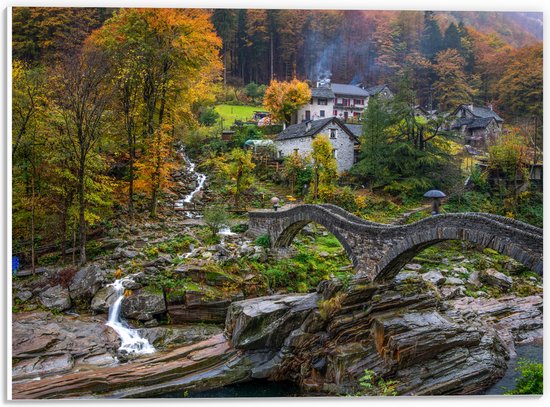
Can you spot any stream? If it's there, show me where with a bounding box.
[483,343,543,395]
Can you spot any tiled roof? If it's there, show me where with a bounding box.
[330,83,370,97]
[470,106,503,122]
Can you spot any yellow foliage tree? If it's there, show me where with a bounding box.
[263,78,311,126]
[310,135,337,201]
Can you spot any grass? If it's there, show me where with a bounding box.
[215,104,263,126]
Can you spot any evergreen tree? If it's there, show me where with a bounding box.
[420,11,443,62]
[443,22,461,51]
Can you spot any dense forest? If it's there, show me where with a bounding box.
[11,7,543,270]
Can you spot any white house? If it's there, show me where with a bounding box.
[295,82,392,123]
[274,117,359,173]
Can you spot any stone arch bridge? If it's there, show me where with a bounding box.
[248,204,543,282]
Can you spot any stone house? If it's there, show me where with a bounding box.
[451,104,504,149]
[274,117,359,173]
[295,82,392,123]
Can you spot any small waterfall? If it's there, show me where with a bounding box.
[218,226,236,236]
[106,278,155,355]
[175,151,207,215]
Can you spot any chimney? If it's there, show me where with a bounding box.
[468,104,474,112]
[487,103,493,111]
[305,120,312,132]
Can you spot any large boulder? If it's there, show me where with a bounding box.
[90,285,118,313]
[121,290,166,321]
[69,264,107,304]
[225,293,318,350]
[38,285,71,312]
[421,270,446,286]
[167,290,243,323]
[480,268,513,291]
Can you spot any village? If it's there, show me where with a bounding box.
[9,7,543,400]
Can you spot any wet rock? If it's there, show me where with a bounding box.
[394,271,420,284]
[421,270,446,286]
[16,290,33,302]
[12,354,74,381]
[467,270,482,288]
[138,324,223,348]
[404,263,422,271]
[38,285,71,312]
[167,290,243,323]
[12,311,119,361]
[69,264,106,304]
[444,277,464,286]
[480,268,512,291]
[225,293,318,350]
[90,286,118,313]
[122,290,166,321]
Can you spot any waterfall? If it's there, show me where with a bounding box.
[106,278,155,355]
[174,151,207,215]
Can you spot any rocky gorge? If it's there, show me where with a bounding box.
[11,155,543,399]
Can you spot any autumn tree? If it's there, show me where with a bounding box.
[488,129,530,212]
[497,43,542,120]
[433,48,477,111]
[219,149,256,208]
[135,124,176,217]
[282,151,308,194]
[50,47,110,265]
[310,135,338,201]
[263,79,311,126]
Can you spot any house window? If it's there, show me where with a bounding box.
[278,150,284,158]
[309,98,313,104]
[294,148,299,154]
[332,149,338,158]
[318,98,328,105]
[354,99,364,105]
[320,110,325,117]
[330,129,337,139]
[333,110,338,116]
[342,98,350,107]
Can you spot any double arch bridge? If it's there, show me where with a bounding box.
[248,204,543,282]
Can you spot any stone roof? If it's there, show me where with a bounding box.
[311,87,335,99]
[468,117,495,129]
[330,83,370,97]
[455,104,504,122]
[275,117,358,142]
[364,84,389,96]
[346,124,363,138]
[452,116,496,130]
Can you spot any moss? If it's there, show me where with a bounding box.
[318,293,344,320]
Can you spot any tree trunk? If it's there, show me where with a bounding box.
[30,162,36,275]
[78,155,87,266]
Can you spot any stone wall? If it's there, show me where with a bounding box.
[275,124,356,173]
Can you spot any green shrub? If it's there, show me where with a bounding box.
[505,360,543,395]
[255,234,271,249]
[357,369,398,396]
[230,223,249,234]
[203,206,230,237]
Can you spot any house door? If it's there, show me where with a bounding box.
[305,110,311,121]
[344,111,348,120]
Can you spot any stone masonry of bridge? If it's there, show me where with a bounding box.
[248,204,543,282]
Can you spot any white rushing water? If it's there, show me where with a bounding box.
[106,278,155,355]
[174,152,207,214]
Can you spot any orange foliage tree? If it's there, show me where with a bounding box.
[263,78,311,126]
[135,124,176,218]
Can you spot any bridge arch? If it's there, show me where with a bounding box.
[373,226,543,282]
[273,215,359,268]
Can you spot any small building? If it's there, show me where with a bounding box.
[451,104,504,149]
[274,117,359,173]
[221,130,236,141]
[295,82,393,123]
